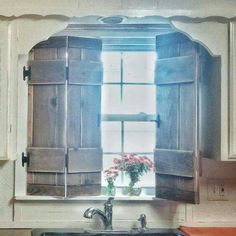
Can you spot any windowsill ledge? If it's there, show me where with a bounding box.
[15,194,157,201]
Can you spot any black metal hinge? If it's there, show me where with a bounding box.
[22,152,30,167]
[157,114,161,128]
[23,66,31,81]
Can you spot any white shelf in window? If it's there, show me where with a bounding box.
[15,195,156,201]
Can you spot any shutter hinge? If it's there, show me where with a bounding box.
[22,152,30,167]
[157,114,161,128]
[23,66,31,81]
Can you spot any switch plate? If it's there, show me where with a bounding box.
[207,179,228,201]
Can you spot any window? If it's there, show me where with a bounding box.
[101,51,156,190]
[20,31,206,203]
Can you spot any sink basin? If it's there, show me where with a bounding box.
[32,228,186,236]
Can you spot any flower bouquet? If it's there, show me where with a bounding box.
[113,154,154,196]
[104,167,119,196]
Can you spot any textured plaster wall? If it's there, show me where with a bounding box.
[0,0,236,230]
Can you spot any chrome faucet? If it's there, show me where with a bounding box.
[83,197,114,230]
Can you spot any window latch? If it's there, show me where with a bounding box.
[23,66,31,81]
[22,152,30,167]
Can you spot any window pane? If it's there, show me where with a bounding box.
[102,122,121,152]
[122,86,156,114]
[124,122,155,153]
[102,52,121,83]
[123,52,156,83]
[102,85,121,114]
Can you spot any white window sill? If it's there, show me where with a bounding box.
[14,195,157,201]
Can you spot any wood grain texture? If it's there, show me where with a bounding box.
[67,184,101,197]
[155,173,197,204]
[33,48,57,60]
[67,172,101,185]
[29,60,66,84]
[154,149,194,177]
[156,85,178,149]
[31,85,65,147]
[68,36,102,50]
[81,86,101,148]
[68,60,102,84]
[27,184,65,197]
[27,147,65,172]
[67,85,82,148]
[179,83,195,150]
[68,148,102,173]
[33,36,67,49]
[155,55,195,85]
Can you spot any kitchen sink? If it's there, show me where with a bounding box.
[32,228,186,236]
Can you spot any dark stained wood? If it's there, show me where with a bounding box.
[31,85,65,147]
[179,83,195,150]
[199,45,221,160]
[66,172,101,185]
[81,49,101,61]
[29,60,66,84]
[27,184,65,197]
[27,148,65,172]
[155,174,198,204]
[33,36,67,49]
[67,85,82,148]
[154,149,194,177]
[81,86,101,148]
[68,148,102,173]
[155,55,195,85]
[33,48,57,60]
[67,184,101,197]
[156,85,178,149]
[68,60,103,84]
[155,32,199,204]
[68,47,81,60]
[27,86,34,147]
[68,36,102,50]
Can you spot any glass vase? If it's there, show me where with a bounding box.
[106,181,116,196]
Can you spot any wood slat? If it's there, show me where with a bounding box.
[68,36,102,50]
[154,149,194,177]
[81,86,101,147]
[155,55,195,85]
[31,85,65,147]
[155,174,198,204]
[67,172,101,185]
[179,83,195,150]
[81,49,101,61]
[33,48,58,60]
[34,36,67,49]
[68,148,102,173]
[69,60,103,84]
[67,185,101,197]
[156,85,178,149]
[29,60,66,84]
[27,184,65,197]
[27,148,65,172]
[67,85,82,148]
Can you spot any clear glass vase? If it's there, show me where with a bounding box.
[106,181,116,196]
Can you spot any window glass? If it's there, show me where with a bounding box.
[123,52,156,83]
[124,122,155,153]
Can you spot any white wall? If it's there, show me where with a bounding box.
[0,0,236,229]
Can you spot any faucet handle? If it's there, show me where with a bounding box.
[138,214,147,229]
[105,197,114,205]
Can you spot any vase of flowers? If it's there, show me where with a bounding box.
[113,154,154,196]
[104,167,119,196]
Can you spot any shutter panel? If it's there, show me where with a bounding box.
[27,37,67,196]
[155,32,200,203]
[67,36,103,197]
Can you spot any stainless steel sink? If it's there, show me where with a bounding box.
[32,228,186,236]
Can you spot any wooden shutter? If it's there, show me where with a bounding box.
[154,32,200,203]
[27,37,67,196]
[67,37,103,197]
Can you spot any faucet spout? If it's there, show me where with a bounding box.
[83,207,111,230]
[83,198,114,230]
